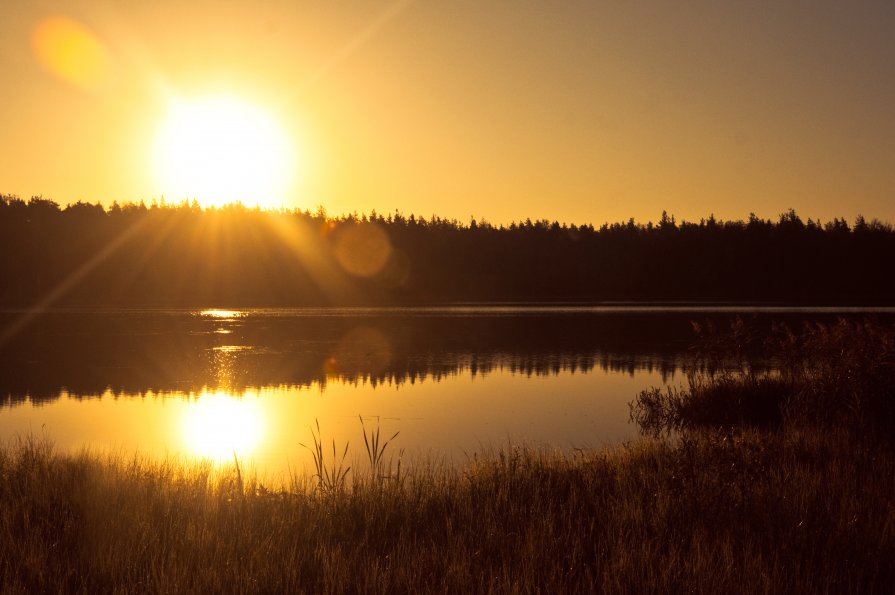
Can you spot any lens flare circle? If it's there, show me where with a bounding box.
[32,16,111,90]
[334,223,393,277]
[153,96,296,208]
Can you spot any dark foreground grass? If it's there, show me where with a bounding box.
[2,319,893,593]
[0,429,892,594]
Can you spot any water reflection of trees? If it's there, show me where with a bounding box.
[0,311,698,406]
[0,349,685,406]
[2,311,883,407]
[314,351,685,389]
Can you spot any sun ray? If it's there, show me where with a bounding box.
[0,215,148,349]
[288,0,415,98]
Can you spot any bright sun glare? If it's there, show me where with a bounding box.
[153,96,296,208]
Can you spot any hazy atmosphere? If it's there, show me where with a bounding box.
[2,2,894,592]
[2,0,894,224]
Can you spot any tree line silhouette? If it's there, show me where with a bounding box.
[2,194,893,306]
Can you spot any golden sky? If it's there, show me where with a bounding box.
[1,1,893,224]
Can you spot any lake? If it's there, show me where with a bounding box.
[1,306,891,482]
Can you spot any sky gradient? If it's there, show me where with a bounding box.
[1,1,893,224]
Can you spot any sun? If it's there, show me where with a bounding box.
[153,95,297,208]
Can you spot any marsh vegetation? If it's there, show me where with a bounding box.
[1,320,892,593]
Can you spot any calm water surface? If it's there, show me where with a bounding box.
[1,306,891,481]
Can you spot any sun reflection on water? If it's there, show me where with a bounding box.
[181,391,265,462]
[200,309,244,320]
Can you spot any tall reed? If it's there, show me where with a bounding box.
[359,415,401,483]
[298,419,350,493]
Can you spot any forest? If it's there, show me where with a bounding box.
[2,194,893,306]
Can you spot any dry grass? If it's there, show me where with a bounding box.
[633,319,895,437]
[0,427,892,594]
